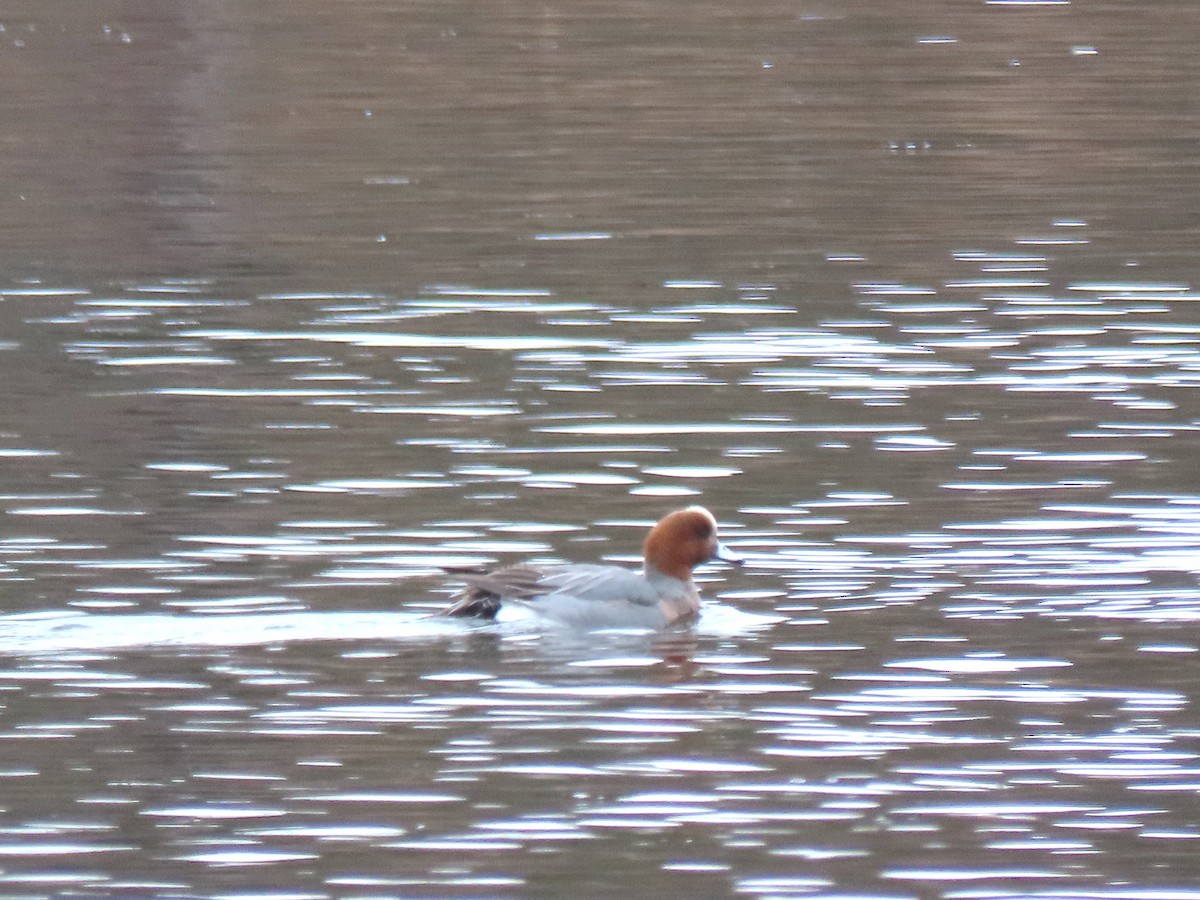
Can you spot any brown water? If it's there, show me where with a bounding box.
[2,2,1200,898]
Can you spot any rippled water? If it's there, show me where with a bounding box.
[3,1,1200,897]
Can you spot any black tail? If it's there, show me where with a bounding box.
[440,588,502,619]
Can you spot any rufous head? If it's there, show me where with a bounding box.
[642,505,741,581]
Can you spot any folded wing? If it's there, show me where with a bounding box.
[441,563,660,620]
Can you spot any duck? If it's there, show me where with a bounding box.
[440,505,740,629]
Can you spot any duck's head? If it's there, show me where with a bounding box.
[642,505,741,581]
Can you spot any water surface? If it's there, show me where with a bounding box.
[2,1,1200,897]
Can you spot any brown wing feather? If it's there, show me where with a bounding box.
[440,564,551,619]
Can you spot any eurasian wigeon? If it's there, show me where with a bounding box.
[441,505,740,628]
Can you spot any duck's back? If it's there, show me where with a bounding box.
[444,562,695,628]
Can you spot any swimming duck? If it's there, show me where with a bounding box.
[441,505,740,628]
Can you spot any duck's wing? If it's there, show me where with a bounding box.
[532,565,660,607]
[440,564,556,619]
[440,563,659,620]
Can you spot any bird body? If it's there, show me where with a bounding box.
[441,506,738,628]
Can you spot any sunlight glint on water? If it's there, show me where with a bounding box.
[3,1,1200,895]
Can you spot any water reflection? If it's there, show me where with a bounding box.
[4,599,1195,896]
[4,0,1200,895]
